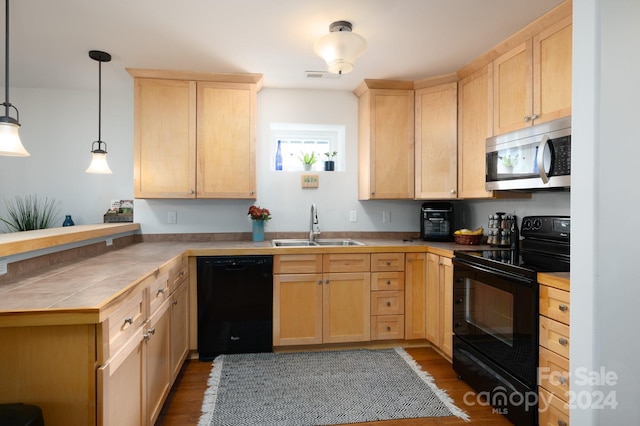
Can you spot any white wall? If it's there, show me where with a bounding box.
[572,0,640,423]
[0,86,134,227]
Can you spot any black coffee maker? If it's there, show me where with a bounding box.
[420,202,454,241]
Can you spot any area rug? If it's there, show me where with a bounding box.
[198,347,469,426]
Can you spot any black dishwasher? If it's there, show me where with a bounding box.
[197,256,273,361]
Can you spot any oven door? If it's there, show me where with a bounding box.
[453,258,538,387]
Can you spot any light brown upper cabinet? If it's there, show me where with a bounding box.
[355,80,415,200]
[493,16,572,135]
[414,79,458,199]
[457,65,495,199]
[128,69,262,199]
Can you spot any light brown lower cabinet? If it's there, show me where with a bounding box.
[425,253,453,358]
[273,254,371,346]
[404,253,427,339]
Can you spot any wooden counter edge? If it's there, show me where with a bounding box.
[537,272,570,291]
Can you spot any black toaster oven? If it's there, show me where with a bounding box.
[420,202,453,241]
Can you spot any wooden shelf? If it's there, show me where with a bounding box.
[0,223,141,257]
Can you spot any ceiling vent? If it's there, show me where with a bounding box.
[305,70,341,79]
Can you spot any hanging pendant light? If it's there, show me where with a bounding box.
[86,50,113,174]
[314,21,366,75]
[0,0,29,156]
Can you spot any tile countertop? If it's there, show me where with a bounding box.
[0,231,569,326]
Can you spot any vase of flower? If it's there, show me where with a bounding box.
[247,205,271,242]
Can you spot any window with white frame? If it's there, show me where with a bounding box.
[270,123,345,171]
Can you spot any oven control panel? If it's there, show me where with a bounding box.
[521,216,570,241]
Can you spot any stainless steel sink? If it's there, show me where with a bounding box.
[271,239,365,247]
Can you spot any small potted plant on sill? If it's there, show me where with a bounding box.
[324,151,337,171]
[299,152,318,171]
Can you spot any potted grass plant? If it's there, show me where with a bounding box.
[299,152,318,171]
[1,195,60,232]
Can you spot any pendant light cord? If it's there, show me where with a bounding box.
[4,0,10,117]
[97,58,101,142]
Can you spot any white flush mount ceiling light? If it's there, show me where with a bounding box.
[0,0,29,156]
[86,50,113,174]
[314,21,366,75]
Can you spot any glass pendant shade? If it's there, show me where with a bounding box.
[314,22,366,75]
[85,149,112,174]
[0,120,29,156]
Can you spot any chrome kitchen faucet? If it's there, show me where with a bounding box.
[309,204,321,243]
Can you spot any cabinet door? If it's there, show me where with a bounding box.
[323,272,371,343]
[440,256,453,358]
[533,17,572,125]
[98,330,145,426]
[358,88,415,200]
[493,40,533,135]
[405,253,427,339]
[415,82,458,199]
[458,64,495,199]
[145,301,171,426]
[273,274,323,346]
[133,78,196,198]
[425,253,441,345]
[170,279,189,382]
[196,82,257,199]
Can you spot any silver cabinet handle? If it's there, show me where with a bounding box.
[123,317,133,326]
[386,326,391,332]
[144,327,156,340]
[558,420,567,426]
[386,301,391,307]
[386,280,391,285]
[325,279,330,284]
[524,115,532,122]
[317,279,322,285]
[172,300,178,306]
[156,288,165,296]
[450,189,456,195]
[558,337,568,346]
[531,113,539,120]
[558,304,568,312]
[557,376,568,385]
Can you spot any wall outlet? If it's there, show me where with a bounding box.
[167,211,177,224]
[0,259,7,275]
[382,211,391,223]
[105,237,113,246]
[349,210,358,222]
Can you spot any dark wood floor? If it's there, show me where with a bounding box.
[156,346,513,425]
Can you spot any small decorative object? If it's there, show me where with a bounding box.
[247,205,271,242]
[62,215,75,227]
[324,151,337,171]
[299,152,317,171]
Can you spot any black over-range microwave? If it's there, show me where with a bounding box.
[486,116,571,191]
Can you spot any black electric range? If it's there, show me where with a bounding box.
[454,215,570,277]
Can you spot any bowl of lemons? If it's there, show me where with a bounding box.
[454,227,484,245]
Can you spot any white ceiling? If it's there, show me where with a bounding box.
[4,0,564,92]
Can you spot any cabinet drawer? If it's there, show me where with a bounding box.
[371,253,405,272]
[371,315,405,340]
[274,254,323,274]
[169,257,188,294]
[540,316,570,358]
[371,272,404,291]
[540,285,570,325]
[103,289,145,361]
[149,271,170,316]
[539,346,570,402]
[323,253,370,273]
[371,290,405,315]
[539,387,570,426]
